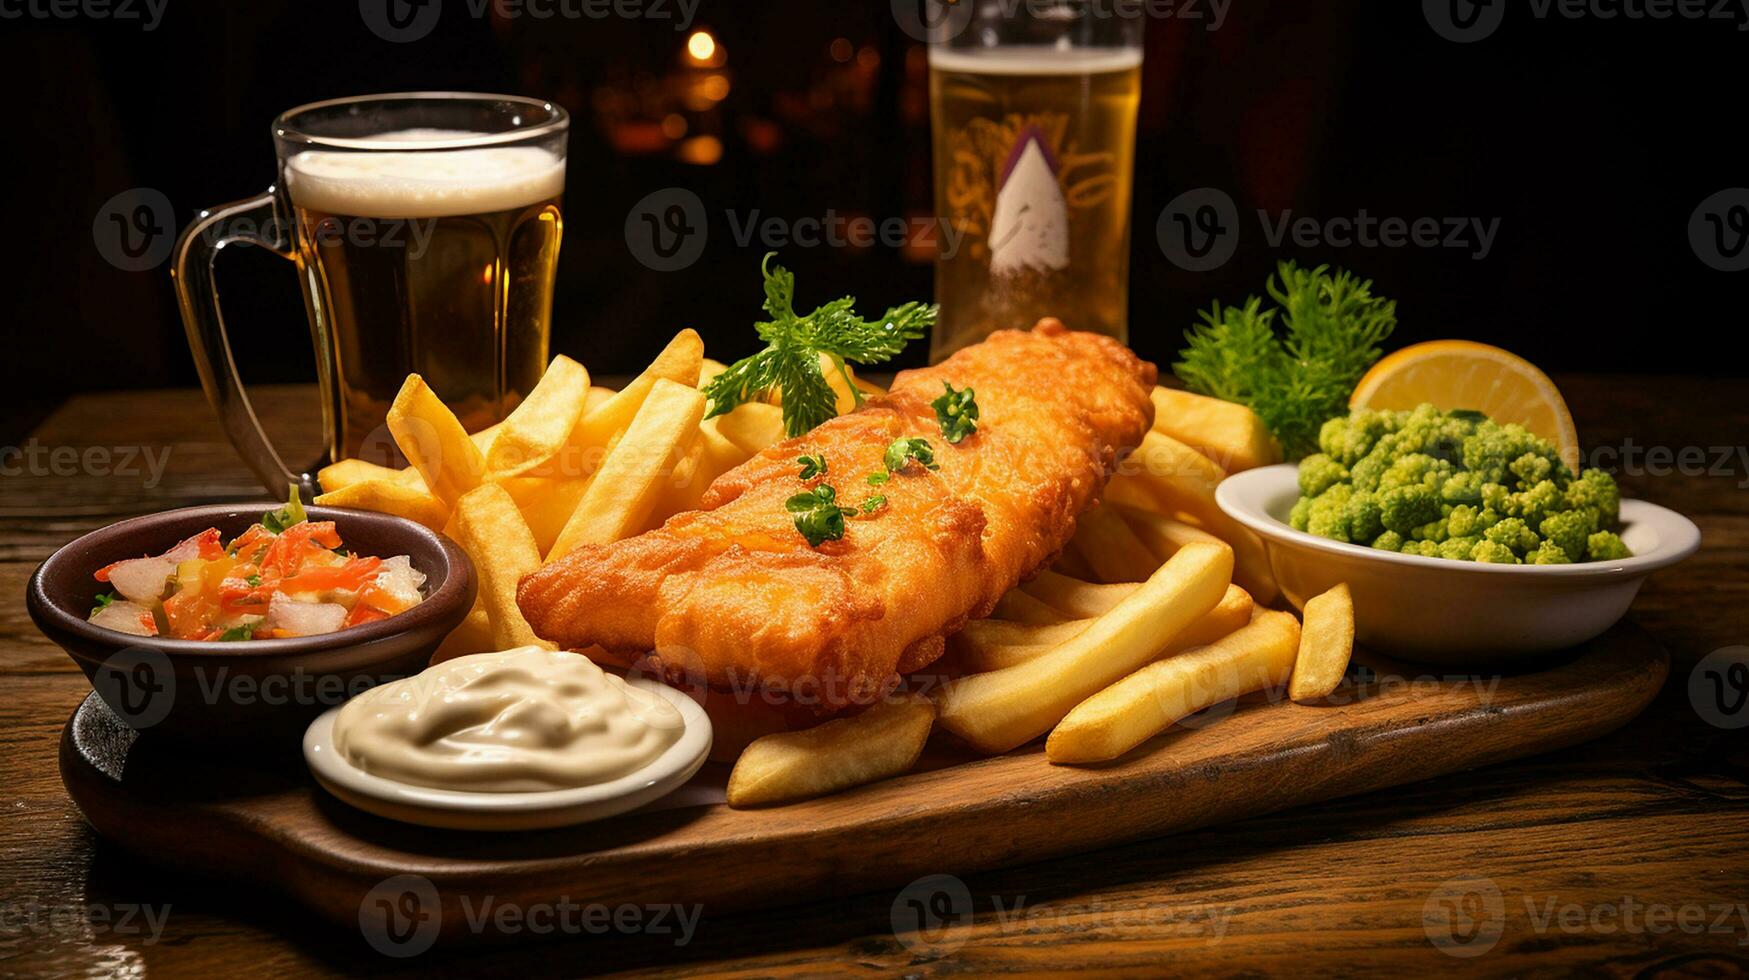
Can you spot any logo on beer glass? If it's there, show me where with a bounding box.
[359,874,442,956]
[1157,187,1239,273]
[93,188,175,272]
[625,188,709,272]
[1423,0,1505,43]
[891,0,974,43]
[1689,190,1749,272]
[891,873,973,954]
[359,0,443,43]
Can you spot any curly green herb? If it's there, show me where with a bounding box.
[796,453,828,481]
[931,383,979,444]
[785,484,851,547]
[884,437,939,474]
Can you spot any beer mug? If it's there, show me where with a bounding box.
[173,92,569,491]
[926,3,1143,360]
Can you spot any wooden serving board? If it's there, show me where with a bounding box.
[60,622,1668,947]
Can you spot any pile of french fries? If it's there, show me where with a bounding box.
[725,383,1358,807]
[314,330,882,661]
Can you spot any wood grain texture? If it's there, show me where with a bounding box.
[4,381,1749,977]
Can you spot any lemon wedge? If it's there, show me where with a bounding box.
[1350,340,1581,474]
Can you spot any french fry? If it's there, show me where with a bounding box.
[447,483,553,650]
[1110,480,1280,606]
[1051,544,1098,580]
[1070,505,1162,583]
[726,695,936,807]
[1125,428,1228,491]
[547,379,706,559]
[387,375,488,506]
[961,584,1253,674]
[714,401,787,454]
[314,479,448,532]
[699,357,731,388]
[1289,583,1355,702]
[1046,610,1301,764]
[485,354,592,478]
[431,601,493,664]
[991,589,1071,625]
[650,417,746,521]
[1113,503,1226,559]
[498,474,592,557]
[935,542,1234,755]
[1021,570,1138,618]
[469,422,502,457]
[950,617,1091,656]
[316,458,406,494]
[526,329,703,479]
[1149,386,1281,473]
[585,387,617,413]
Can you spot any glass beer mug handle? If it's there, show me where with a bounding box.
[171,190,309,496]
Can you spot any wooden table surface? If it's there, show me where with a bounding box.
[3,380,1746,978]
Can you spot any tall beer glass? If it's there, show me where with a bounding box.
[174,93,568,491]
[926,4,1142,360]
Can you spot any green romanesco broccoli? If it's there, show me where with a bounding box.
[1291,404,1628,564]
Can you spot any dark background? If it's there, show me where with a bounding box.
[1,0,1741,443]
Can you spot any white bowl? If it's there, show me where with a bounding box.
[303,677,712,831]
[1216,464,1700,663]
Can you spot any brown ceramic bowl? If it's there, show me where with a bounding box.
[27,504,474,743]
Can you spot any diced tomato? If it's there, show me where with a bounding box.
[258,521,341,577]
[162,589,214,640]
[281,556,382,595]
[182,528,226,561]
[352,582,415,617]
[342,604,390,629]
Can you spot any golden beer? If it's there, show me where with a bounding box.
[929,47,1142,360]
[284,137,564,462]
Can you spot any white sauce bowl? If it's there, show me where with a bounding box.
[1216,464,1700,662]
[303,677,711,831]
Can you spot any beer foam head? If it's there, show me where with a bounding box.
[928,45,1143,76]
[286,130,565,218]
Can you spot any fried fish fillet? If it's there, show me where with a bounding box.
[517,322,1156,708]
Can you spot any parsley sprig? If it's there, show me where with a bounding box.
[884,437,939,474]
[702,254,938,438]
[1173,261,1396,459]
[796,454,828,480]
[786,484,850,547]
[261,485,308,534]
[931,383,978,443]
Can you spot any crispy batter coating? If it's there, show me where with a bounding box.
[517,323,1156,708]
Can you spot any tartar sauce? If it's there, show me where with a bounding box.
[332,646,684,792]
